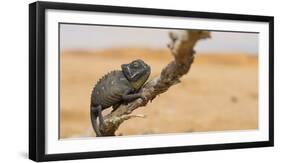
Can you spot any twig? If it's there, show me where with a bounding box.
[99,30,211,136]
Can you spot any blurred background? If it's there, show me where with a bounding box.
[59,24,258,138]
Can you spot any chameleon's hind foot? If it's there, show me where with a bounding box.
[97,109,106,129]
[99,119,106,129]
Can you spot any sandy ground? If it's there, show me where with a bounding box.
[60,48,258,138]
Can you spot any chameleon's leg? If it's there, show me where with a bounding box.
[122,90,147,103]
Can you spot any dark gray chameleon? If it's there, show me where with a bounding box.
[90,59,151,136]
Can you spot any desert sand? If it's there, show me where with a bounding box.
[60,48,258,138]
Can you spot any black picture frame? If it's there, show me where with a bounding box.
[29,1,274,162]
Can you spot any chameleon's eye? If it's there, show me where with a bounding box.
[133,61,139,67]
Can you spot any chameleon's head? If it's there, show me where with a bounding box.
[121,59,151,90]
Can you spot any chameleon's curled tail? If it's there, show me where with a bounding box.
[90,106,102,137]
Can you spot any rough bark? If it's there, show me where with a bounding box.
[98,30,211,136]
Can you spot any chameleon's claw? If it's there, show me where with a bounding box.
[140,94,148,106]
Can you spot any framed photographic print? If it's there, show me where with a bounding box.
[29,1,274,162]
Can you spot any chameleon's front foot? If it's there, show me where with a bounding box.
[139,94,149,106]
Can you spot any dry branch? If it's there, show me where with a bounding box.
[99,30,211,136]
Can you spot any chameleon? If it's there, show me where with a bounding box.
[90,59,151,136]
